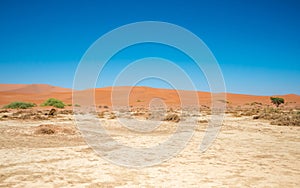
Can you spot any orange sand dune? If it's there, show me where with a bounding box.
[0,84,71,94]
[0,84,299,108]
[0,84,28,92]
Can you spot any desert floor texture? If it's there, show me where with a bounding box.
[0,84,299,187]
[0,109,299,187]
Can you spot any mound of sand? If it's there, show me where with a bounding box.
[0,84,299,109]
[0,84,71,94]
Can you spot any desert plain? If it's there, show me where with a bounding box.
[0,84,299,187]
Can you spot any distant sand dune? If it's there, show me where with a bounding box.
[0,84,71,94]
[0,84,299,108]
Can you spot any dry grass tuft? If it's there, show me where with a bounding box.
[164,113,180,123]
[98,111,105,118]
[198,119,208,123]
[253,108,300,126]
[35,127,55,135]
[269,113,300,126]
[34,124,76,135]
[228,105,299,126]
[109,112,116,119]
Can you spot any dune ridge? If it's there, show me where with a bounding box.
[0,84,299,107]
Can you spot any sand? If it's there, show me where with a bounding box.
[0,84,299,187]
[0,84,300,108]
[0,112,299,187]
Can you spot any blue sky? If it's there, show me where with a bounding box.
[0,0,299,95]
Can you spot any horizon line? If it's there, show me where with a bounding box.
[0,83,299,97]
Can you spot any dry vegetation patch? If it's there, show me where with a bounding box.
[34,124,76,135]
[228,105,300,126]
[163,113,180,123]
[198,119,208,123]
[0,108,74,120]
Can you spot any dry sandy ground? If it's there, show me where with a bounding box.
[0,113,299,187]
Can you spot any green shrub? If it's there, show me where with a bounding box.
[3,101,36,109]
[270,97,284,107]
[41,98,65,108]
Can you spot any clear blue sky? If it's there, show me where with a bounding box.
[0,0,299,95]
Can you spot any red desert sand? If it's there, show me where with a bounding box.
[0,84,299,107]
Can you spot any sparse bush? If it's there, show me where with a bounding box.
[35,127,55,134]
[164,113,180,123]
[198,119,208,123]
[250,102,262,106]
[270,113,300,126]
[41,98,65,108]
[168,108,174,112]
[35,124,76,135]
[218,99,229,104]
[109,112,116,119]
[3,101,36,109]
[262,107,279,113]
[232,111,242,117]
[98,111,105,118]
[74,104,81,107]
[48,108,57,116]
[59,110,73,115]
[270,97,284,107]
[240,108,260,116]
[253,108,300,126]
